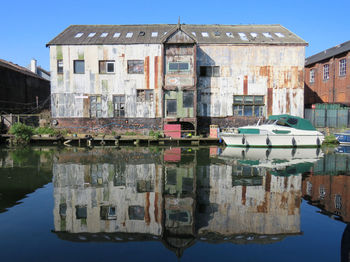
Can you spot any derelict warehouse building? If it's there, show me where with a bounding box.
[47,23,307,134]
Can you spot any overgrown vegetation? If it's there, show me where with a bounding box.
[322,134,339,145]
[34,126,60,136]
[124,131,137,136]
[149,130,162,139]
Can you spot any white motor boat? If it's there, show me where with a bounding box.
[220,114,324,148]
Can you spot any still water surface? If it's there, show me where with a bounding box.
[0,146,349,261]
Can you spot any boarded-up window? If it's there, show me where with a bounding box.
[57,60,63,74]
[113,95,125,117]
[200,66,220,77]
[90,96,102,117]
[99,60,115,74]
[137,90,154,102]
[166,99,177,116]
[233,95,264,117]
[129,206,144,220]
[127,60,144,74]
[74,60,85,74]
[183,91,194,108]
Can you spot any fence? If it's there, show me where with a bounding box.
[0,114,41,132]
[305,109,350,128]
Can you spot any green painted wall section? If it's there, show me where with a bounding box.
[164,91,194,118]
[78,51,84,60]
[56,46,63,60]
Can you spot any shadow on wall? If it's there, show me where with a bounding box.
[304,84,324,108]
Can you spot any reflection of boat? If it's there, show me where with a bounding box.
[335,145,350,154]
[335,130,350,144]
[219,147,323,175]
[220,114,324,147]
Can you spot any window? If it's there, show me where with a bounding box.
[100,206,117,220]
[99,60,115,74]
[114,172,126,187]
[100,32,108,37]
[113,95,125,117]
[323,64,329,80]
[75,206,87,219]
[310,69,315,83]
[137,180,154,193]
[201,32,209,37]
[88,32,96,37]
[113,32,121,38]
[126,32,133,38]
[151,32,158,37]
[319,185,326,199]
[127,60,144,74]
[200,66,220,77]
[168,62,190,72]
[340,59,347,76]
[57,60,63,74]
[233,95,264,117]
[166,99,177,116]
[74,60,85,74]
[137,90,153,102]
[75,32,83,38]
[183,91,194,108]
[129,206,145,220]
[90,96,102,117]
[335,194,342,210]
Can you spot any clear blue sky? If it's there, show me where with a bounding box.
[1,0,349,70]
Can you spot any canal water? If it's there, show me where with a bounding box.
[0,145,349,262]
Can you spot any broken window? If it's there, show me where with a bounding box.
[136,90,154,102]
[75,205,87,219]
[166,99,177,116]
[183,91,194,108]
[339,59,347,76]
[129,206,145,220]
[100,206,117,220]
[57,60,63,74]
[168,62,190,72]
[99,60,115,74]
[90,96,102,118]
[323,64,330,80]
[59,203,67,218]
[233,95,264,117]
[310,69,315,83]
[113,95,125,117]
[335,194,342,209]
[74,60,85,74]
[127,60,144,74]
[200,66,220,77]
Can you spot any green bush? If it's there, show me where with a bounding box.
[9,122,34,144]
[323,134,339,145]
[34,126,59,136]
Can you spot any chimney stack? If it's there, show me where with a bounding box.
[30,59,37,74]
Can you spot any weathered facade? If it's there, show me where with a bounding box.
[0,59,50,113]
[47,24,306,133]
[305,40,350,107]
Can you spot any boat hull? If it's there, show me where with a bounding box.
[334,133,350,144]
[221,133,323,147]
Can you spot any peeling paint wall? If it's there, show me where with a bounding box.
[197,45,305,117]
[50,44,163,118]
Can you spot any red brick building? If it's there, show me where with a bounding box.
[304,40,350,107]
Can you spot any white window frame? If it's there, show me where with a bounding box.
[99,60,115,74]
[310,69,315,83]
[323,64,330,80]
[339,59,347,76]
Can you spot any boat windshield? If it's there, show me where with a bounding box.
[265,119,278,125]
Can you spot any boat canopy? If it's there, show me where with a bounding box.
[268,114,316,131]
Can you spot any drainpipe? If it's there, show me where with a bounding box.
[332,56,336,103]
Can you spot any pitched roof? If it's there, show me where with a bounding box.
[305,40,350,66]
[0,59,49,81]
[47,24,307,46]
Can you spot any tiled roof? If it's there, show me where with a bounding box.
[305,40,350,66]
[47,24,307,46]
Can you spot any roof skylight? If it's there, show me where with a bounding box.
[113,32,121,38]
[192,32,196,36]
[75,33,83,38]
[126,32,133,38]
[151,32,158,37]
[263,32,273,38]
[88,33,96,37]
[275,32,285,38]
[238,33,248,41]
[201,32,209,37]
[100,32,108,38]
[226,32,234,38]
[250,33,258,38]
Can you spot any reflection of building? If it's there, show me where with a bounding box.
[302,152,350,222]
[53,147,302,257]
